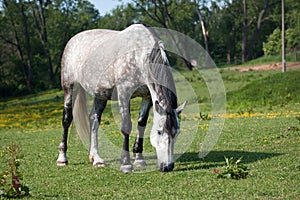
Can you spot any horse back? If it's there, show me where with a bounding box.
[61,24,159,100]
[61,29,119,89]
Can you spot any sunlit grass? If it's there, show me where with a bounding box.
[0,70,300,199]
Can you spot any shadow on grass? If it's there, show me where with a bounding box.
[175,150,283,171]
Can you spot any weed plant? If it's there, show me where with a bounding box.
[0,144,29,198]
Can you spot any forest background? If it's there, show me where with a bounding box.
[0,0,299,97]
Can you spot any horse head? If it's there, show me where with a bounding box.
[150,100,187,172]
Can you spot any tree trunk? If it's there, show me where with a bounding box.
[242,0,247,63]
[247,0,270,60]
[20,0,33,89]
[33,0,54,85]
[227,49,231,64]
[194,0,209,56]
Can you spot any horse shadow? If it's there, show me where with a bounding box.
[175,150,284,171]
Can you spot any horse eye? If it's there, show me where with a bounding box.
[158,130,163,135]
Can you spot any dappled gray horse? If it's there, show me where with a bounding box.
[56,24,186,173]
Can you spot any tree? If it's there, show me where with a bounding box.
[0,0,101,96]
[0,0,33,92]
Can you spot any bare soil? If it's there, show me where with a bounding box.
[229,62,300,72]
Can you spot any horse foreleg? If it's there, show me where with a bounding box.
[89,98,107,167]
[133,96,152,167]
[118,89,133,173]
[57,90,73,166]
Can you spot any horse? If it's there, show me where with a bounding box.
[56,24,187,173]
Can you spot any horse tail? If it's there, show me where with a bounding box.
[72,83,90,148]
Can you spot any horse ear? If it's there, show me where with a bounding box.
[155,100,165,115]
[176,101,187,115]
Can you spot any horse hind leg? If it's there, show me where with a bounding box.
[89,98,107,167]
[133,96,152,167]
[57,87,73,166]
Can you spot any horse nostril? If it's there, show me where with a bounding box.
[159,163,174,172]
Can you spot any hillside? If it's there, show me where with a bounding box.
[227,70,300,110]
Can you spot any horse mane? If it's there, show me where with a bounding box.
[147,40,178,111]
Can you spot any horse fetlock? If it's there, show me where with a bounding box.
[89,113,99,122]
[58,143,67,152]
[133,152,144,160]
[133,153,146,167]
[121,150,131,165]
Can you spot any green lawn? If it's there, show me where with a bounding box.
[1,69,300,199]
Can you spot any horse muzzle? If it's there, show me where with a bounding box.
[159,162,174,172]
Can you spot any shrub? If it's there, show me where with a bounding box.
[263,28,281,56]
[214,157,249,180]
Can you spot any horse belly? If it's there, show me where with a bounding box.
[93,85,149,101]
[132,85,150,98]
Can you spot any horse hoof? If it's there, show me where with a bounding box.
[133,159,146,167]
[93,162,106,167]
[56,161,68,166]
[120,164,134,173]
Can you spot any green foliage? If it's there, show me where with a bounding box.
[0,144,29,198]
[263,27,300,56]
[214,157,249,180]
[98,4,137,30]
[263,28,282,56]
[286,28,300,51]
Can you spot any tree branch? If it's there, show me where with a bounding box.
[0,35,18,47]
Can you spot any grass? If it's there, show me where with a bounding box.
[218,51,300,68]
[1,68,300,199]
[227,70,300,110]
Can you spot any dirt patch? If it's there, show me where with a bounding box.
[229,62,300,72]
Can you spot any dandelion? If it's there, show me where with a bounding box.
[263,137,268,142]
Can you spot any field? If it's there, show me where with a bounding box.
[0,67,300,199]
